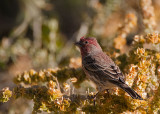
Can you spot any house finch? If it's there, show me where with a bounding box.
[75,37,143,100]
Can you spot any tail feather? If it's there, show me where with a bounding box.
[118,83,143,100]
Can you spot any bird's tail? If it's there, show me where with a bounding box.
[118,83,143,100]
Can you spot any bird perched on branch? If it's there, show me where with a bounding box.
[75,37,143,100]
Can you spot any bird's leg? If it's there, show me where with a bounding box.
[93,87,104,105]
[93,91,100,105]
[86,91,99,105]
[105,89,110,97]
[94,91,100,98]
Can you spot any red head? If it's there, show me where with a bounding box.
[75,37,102,57]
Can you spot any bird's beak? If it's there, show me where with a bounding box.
[75,41,82,47]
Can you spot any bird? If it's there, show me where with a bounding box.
[75,37,143,100]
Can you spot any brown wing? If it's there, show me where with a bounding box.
[83,54,125,83]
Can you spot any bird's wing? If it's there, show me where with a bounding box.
[83,55,125,83]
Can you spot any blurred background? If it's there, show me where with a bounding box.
[0,0,160,113]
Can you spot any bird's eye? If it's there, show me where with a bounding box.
[84,41,88,44]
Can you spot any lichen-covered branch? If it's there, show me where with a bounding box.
[14,67,85,88]
[1,32,160,113]
[114,13,137,52]
[140,0,156,32]
[0,87,12,103]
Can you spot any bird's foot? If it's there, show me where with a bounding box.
[87,92,99,105]
[87,92,95,99]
